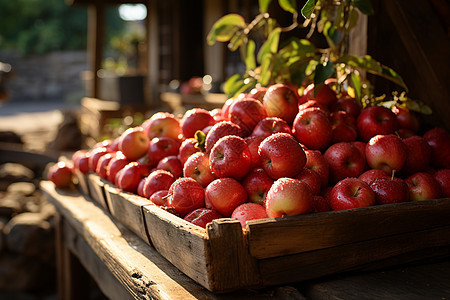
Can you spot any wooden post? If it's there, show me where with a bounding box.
[87,3,105,99]
[148,0,160,108]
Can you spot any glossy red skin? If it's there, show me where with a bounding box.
[244,135,265,169]
[72,150,90,174]
[221,98,238,120]
[142,112,181,141]
[434,169,450,197]
[178,138,200,166]
[228,98,268,135]
[149,190,169,206]
[392,105,420,133]
[147,137,180,167]
[324,142,366,184]
[156,155,183,178]
[295,168,322,196]
[106,151,131,184]
[370,177,410,205]
[231,203,268,228]
[304,83,338,107]
[204,121,243,153]
[142,170,175,198]
[263,83,299,125]
[423,127,450,169]
[305,150,330,188]
[242,168,274,205]
[181,108,216,138]
[88,147,110,172]
[401,136,431,176]
[365,134,407,174]
[329,178,376,211]
[96,152,116,179]
[251,117,292,140]
[209,135,252,180]
[183,152,216,187]
[331,96,361,118]
[406,172,442,201]
[292,108,332,151]
[312,195,331,213]
[358,169,389,186]
[118,127,150,161]
[184,208,223,229]
[258,133,306,179]
[356,106,398,142]
[206,178,247,217]
[48,162,73,188]
[246,87,268,102]
[116,162,151,194]
[167,177,205,217]
[265,178,313,218]
[351,141,368,169]
[298,100,330,116]
[330,111,358,143]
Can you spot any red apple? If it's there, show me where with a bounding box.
[356,106,398,142]
[263,83,299,124]
[142,112,182,141]
[401,135,431,176]
[88,147,110,172]
[242,168,274,205]
[324,142,366,184]
[116,162,151,194]
[210,108,225,122]
[370,176,410,205]
[329,178,376,211]
[137,177,147,197]
[205,178,247,217]
[295,168,322,195]
[118,127,149,161]
[147,137,179,167]
[166,177,205,217]
[304,83,338,107]
[265,177,313,218]
[209,135,252,180]
[156,155,183,178]
[330,111,358,143]
[244,135,265,169]
[149,189,169,206]
[423,127,450,169]
[228,98,267,135]
[358,169,389,186]
[180,108,216,138]
[183,152,216,187]
[184,208,223,229]
[95,152,116,179]
[331,95,360,118]
[247,86,268,102]
[142,169,175,198]
[106,151,131,184]
[298,100,330,115]
[72,150,90,174]
[292,107,332,150]
[258,132,306,179]
[312,195,331,213]
[48,161,73,188]
[221,98,238,120]
[178,138,200,166]
[204,121,243,153]
[305,150,329,187]
[434,169,450,197]
[392,105,420,133]
[406,172,442,201]
[365,134,407,174]
[251,117,292,140]
[231,203,268,228]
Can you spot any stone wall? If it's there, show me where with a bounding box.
[0,50,87,103]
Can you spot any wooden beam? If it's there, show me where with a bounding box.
[87,4,105,98]
[148,0,160,108]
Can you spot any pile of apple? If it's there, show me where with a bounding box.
[48,82,450,229]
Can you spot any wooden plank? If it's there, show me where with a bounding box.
[87,173,109,211]
[73,169,90,198]
[206,218,262,293]
[103,183,152,244]
[142,205,211,290]
[247,198,450,259]
[258,224,450,287]
[40,180,219,300]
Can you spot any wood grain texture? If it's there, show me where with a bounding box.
[104,183,152,244]
[87,173,109,211]
[73,169,90,198]
[247,198,450,259]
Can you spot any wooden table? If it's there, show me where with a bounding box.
[40,181,450,300]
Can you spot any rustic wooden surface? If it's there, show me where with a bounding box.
[87,173,109,211]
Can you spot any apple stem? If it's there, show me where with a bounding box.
[391,170,396,181]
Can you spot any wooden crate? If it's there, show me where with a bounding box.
[86,173,110,211]
[82,174,450,293]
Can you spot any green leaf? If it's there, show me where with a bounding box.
[314,60,334,87]
[228,32,245,51]
[352,0,374,15]
[244,39,256,71]
[259,0,272,13]
[279,0,297,14]
[224,73,244,97]
[404,99,433,115]
[350,72,361,100]
[323,21,338,48]
[257,27,281,63]
[259,53,273,86]
[194,130,206,152]
[301,0,316,19]
[207,14,246,45]
[345,8,359,32]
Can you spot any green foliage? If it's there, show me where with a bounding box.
[0,0,125,55]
